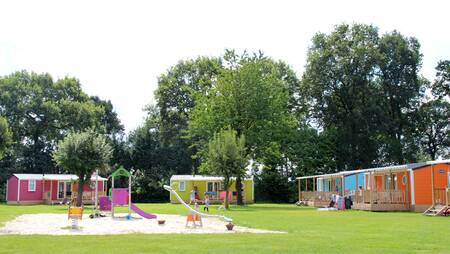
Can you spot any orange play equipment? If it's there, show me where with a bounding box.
[68,206,83,229]
[68,206,83,219]
[187,214,200,221]
[186,213,202,227]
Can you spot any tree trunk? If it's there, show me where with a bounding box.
[236,176,244,205]
[224,189,229,210]
[76,179,84,207]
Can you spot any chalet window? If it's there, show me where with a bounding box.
[179,181,186,192]
[28,180,36,192]
[393,175,397,191]
[383,174,397,191]
[207,182,220,192]
[207,182,214,192]
[383,175,390,190]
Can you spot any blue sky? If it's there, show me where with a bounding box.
[1,0,449,132]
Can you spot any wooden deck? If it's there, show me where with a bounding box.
[308,201,330,207]
[301,190,412,211]
[352,203,410,211]
[43,191,106,205]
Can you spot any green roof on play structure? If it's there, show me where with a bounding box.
[111,166,131,177]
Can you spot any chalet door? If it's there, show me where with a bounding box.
[58,182,65,199]
[65,182,72,197]
[448,172,450,188]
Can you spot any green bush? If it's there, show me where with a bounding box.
[254,170,297,203]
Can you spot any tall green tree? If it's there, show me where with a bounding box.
[89,96,126,168]
[0,117,12,160]
[53,129,112,206]
[287,127,338,176]
[188,50,296,204]
[302,23,426,170]
[378,31,425,164]
[0,71,121,174]
[377,31,424,164]
[155,57,223,174]
[431,60,450,98]
[414,99,450,160]
[127,106,168,202]
[89,96,124,137]
[202,128,248,209]
[302,23,381,170]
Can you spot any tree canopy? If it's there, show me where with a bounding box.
[302,24,425,170]
[53,129,112,206]
[0,117,12,160]
[202,128,248,209]
[0,71,122,173]
[431,60,450,98]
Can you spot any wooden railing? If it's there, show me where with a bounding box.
[43,191,106,201]
[302,190,408,205]
[355,190,406,204]
[300,191,315,201]
[300,191,338,202]
[434,188,447,205]
[354,190,370,204]
[447,188,449,206]
[82,191,106,201]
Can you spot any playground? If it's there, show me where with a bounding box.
[0,213,280,235]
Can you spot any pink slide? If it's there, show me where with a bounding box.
[130,203,157,219]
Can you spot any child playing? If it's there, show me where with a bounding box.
[189,189,196,205]
[194,201,199,212]
[204,196,209,212]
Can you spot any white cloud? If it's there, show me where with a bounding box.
[1,0,449,132]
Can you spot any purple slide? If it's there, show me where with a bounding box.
[130,203,157,219]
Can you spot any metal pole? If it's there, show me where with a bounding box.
[128,175,132,218]
[355,174,359,203]
[388,170,391,204]
[370,171,374,206]
[431,165,435,206]
[94,169,98,214]
[446,188,449,207]
[50,180,53,205]
[17,179,20,203]
[111,175,114,218]
[298,179,301,201]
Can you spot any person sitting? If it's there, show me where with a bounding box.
[328,194,336,208]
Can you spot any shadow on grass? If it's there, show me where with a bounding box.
[224,204,315,212]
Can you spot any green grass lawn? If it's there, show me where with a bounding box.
[0,203,449,254]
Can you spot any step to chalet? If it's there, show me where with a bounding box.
[424,205,448,216]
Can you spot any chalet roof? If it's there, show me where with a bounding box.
[170,175,253,182]
[296,159,450,180]
[12,173,107,181]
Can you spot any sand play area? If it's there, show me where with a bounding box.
[0,213,285,235]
